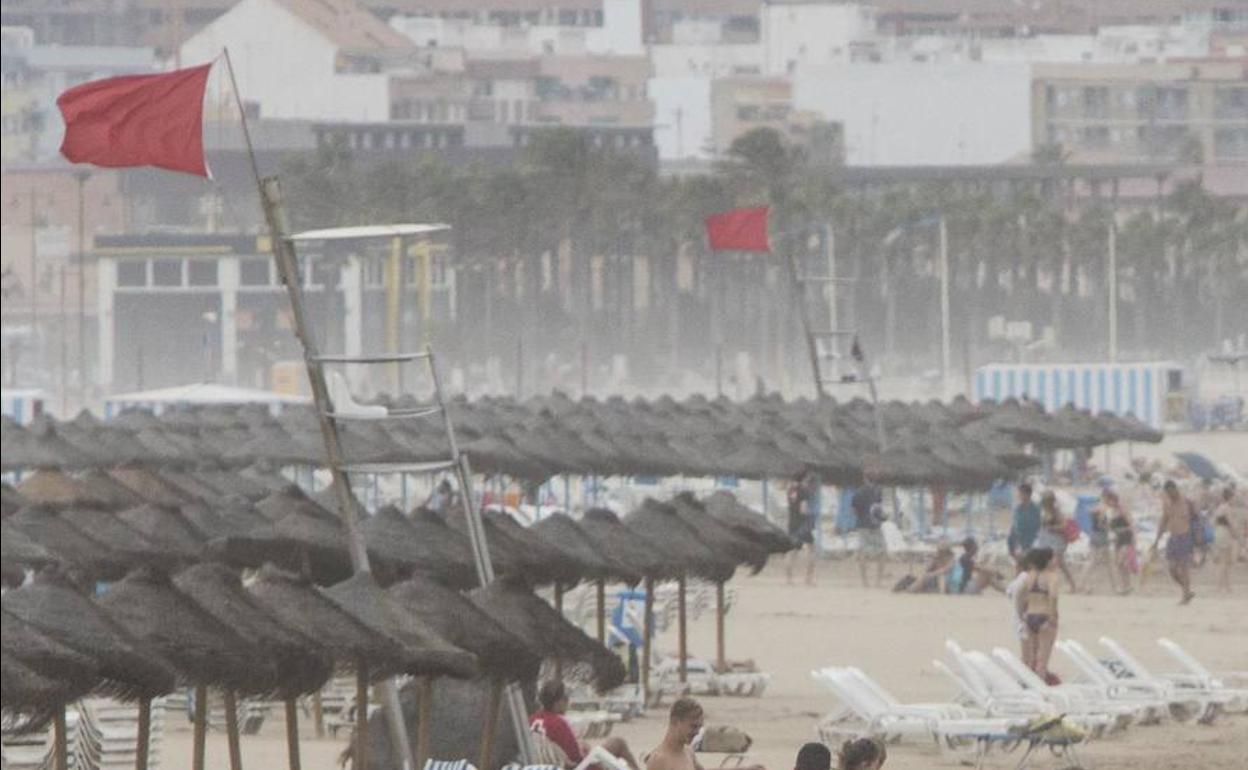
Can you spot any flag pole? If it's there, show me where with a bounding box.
[220,48,263,193]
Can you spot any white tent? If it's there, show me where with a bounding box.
[103,383,308,418]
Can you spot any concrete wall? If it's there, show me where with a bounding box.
[793,61,1033,165]
[761,2,875,75]
[649,76,712,159]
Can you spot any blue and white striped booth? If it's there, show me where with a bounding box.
[973,361,1184,429]
[1,389,46,424]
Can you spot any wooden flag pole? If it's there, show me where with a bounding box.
[479,679,503,770]
[356,664,370,770]
[642,576,654,707]
[416,679,434,770]
[53,706,68,770]
[595,578,606,645]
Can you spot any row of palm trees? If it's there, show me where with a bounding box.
[280,128,1247,396]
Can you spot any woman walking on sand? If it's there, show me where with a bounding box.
[1105,490,1137,595]
[1015,547,1061,683]
[1035,491,1077,592]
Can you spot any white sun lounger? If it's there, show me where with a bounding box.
[1055,640,1188,721]
[1098,636,1237,721]
[1156,638,1248,711]
[990,646,1150,726]
[812,667,1022,745]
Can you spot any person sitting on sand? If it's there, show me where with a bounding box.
[892,543,955,593]
[532,679,639,770]
[793,742,831,770]
[957,537,1006,594]
[836,737,887,770]
[646,698,764,770]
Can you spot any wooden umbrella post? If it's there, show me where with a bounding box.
[715,581,726,672]
[553,583,564,680]
[478,679,503,770]
[595,578,606,645]
[641,576,654,707]
[416,678,434,770]
[355,665,369,770]
[193,684,208,770]
[677,575,688,684]
[283,699,302,770]
[224,691,244,770]
[53,705,68,770]
[136,698,152,770]
[311,692,325,738]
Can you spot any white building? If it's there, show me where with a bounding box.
[793,61,1034,165]
[179,0,417,123]
[760,1,877,75]
[390,0,642,58]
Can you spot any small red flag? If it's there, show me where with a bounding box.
[704,206,770,252]
[58,63,213,178]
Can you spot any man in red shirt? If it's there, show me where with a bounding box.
[530,680,639,769]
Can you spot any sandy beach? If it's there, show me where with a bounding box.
[154,551,1247,770]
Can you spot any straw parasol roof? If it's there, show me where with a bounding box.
[256,485,341,524]
[16,469,133,510]
[115,503,209,561]
[531,513,641,585]
[437,507,530,579]
[470,578,626,693]
[2,482,28,515]
[401,507,481,589]
[8,505,135,580]
[323,573,478,679]
[246,565,412,680]
[578,507,672,580]
[668,492,770,574]
[108,467,192,507]
[483,509,599,586]
[386,576,538,683]
[6,417,96,470]
[624,498,734,582]
[2,569,177,700]
[173,563,331,698]
[57,504,188,572]
[700,491,794,555]
[361,504,475,588]
[96,568,279,695]
[1,518,57,586]
[2,609,101,693]
[1,656,92,734]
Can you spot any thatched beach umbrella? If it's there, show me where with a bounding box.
[326,573,479,770]
[484,509,600,587]
[701,491,795,555]
[5,417,95,470]
[2,481,28,515]
[108,467,193,507]
[2,608,101,736]
[8,505,134,580]
[97,568,279,770]
[16,469,132,510]
[1,518,57,587]
[1,657,91,735]
[361,505,475,588]
[174,563,331,770]
[115,502,209,561]
[58,504,188,572]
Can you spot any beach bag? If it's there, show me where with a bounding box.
[1062,518,1082,543]
[892,575,916,593]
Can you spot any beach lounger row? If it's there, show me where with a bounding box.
[0,698,166,770]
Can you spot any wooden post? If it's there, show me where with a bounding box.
[193,684,208,770]
[136,698,152,770]
[641,576,654,706]
[355,665,369,770]
[311,692,325,738]
[478,679,503,770]
[595,579,606,645]
[677,575,688,683]
[224,691,244,770]
[553,583,564,679]
[284,699,302,770]
[416,678,434,770]
[53,705,68,770]
[716,581,726,672]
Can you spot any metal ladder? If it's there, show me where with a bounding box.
[258,177,533,767]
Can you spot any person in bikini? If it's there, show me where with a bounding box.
[1014,547,1060,683]
[1152,480,1196,604]
[1104,490,1137,594]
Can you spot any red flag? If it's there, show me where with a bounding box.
[704,206,770,252]
[58,63,213,178]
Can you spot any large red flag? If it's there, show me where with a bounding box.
[58,63,213,178]
[704,206,770,252]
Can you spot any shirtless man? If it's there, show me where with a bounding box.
[1152,480,1196,604]
[645,699,764,770]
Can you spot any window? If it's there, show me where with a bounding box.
[1215,87,1248,120]
[117,260,146,287]
[152,258,182,287]
[1079,126,1110,149]
[1082,87,1109,119]
[187,260,218,287]
[240,258,270,286]
[1214,127,1248,159]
